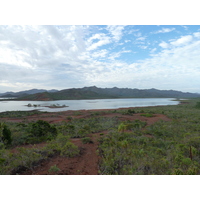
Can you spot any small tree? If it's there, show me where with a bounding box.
[30,120,57,139]
[0,123,12,146]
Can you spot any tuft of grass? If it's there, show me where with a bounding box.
[48,165,61,173]
[140,113,154,117]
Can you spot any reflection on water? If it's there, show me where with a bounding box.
[0,98,179,113]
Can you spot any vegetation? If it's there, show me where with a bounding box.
[0,132,80,174]
[56,116,119,138]
[140,113,154,117]
[82,137,93,144]
[98,98,200,175]
[0,110,43,118]
[0,146,48,174]
[0,123,12,147]
[48,165,61,173]
[30,120,57,141]
[1,98,200,174]
[14,86,200,101]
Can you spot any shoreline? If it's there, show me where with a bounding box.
[0,104,183,114]
[0,98,188,114]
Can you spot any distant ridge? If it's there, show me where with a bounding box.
[0,89,58,98]
[8,86,200,101]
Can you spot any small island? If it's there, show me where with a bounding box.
[26,103,68,108]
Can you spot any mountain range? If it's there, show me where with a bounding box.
[1,86,200,100]
[0,89,58,98]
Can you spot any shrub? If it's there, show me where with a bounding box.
[29,120,57,141]
[140,113,154,117]
[81,137,93,144]
[187,166,199,175]
[60,142,80,157]
[44,134,70,154]
[118,122,127,132]
[122,109,136,115]
[0,123,12,146]
[48,165,61,173]
[195,101,200,109]
[118,120,146,132]
[173,168,184,175]
[66,116,72,120]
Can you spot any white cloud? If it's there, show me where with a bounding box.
[193,32,200,38]
[91,49,108,58]
[170,35,193,46]
[106,25,125,42]
[134,32,142,37]
[181,25,189,30]
[108,50,131,60]
[136,36,146,41]
[159,35,195,49]
[138,45,148,49]
[150,48,157,54]
[153,27,175,34]
[0,25,93,91]
[87,33,111,51]
[127,29,140,34]
[159,41,169,48]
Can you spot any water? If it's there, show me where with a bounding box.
[0,98,179,113]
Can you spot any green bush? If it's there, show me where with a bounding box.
[0,123,12,146]
[195,101,200,109]
[60,142,80,157]
[81,137,93,144]
[118,120,146,132]
[118,122,127,132]
[173,168,184,175]
[122,109,135,115]
[44,134,70,154]
[48,165,61,173]
[29,120,57,142]
[66,116,72,120]
[45,135,79,158]
[140,113,154,117]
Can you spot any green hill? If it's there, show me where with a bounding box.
[17,86,200,101]
[18,88,117,100]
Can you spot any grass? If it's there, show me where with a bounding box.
[140,113,154,117]
[48,165,61,173]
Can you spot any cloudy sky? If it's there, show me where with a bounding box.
[0,25,200,93]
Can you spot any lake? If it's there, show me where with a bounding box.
[0,98,179,113]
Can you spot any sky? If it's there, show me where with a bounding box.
[1,25,200,93]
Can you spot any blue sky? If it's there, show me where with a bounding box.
[0,25,200,93]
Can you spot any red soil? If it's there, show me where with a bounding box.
[4,108,171,175]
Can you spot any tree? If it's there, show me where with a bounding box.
[30,120,57,138]
[0,123,12,146]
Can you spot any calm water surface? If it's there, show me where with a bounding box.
[0,98,179,113]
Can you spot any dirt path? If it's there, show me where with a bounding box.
[20,132,104,175]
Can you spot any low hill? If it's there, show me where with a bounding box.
[0,89,58,98]
[16,86,200,101]
[18,88,117,100]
